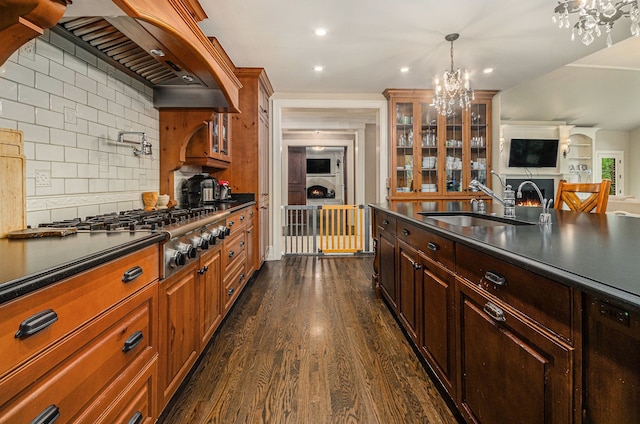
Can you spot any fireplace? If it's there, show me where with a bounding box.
[307,185,335,199]
[506,178,555,207]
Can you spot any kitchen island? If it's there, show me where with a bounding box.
[371,201,640,424]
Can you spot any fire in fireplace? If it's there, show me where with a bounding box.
[307,185,335,199]
[506,178,555,207]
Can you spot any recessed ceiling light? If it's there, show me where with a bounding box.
[400,67,410,73]
[483,68,494,74]
[315,28,328,36]
[313,65,324,72]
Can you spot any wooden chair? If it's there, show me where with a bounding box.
[554,179,612,214]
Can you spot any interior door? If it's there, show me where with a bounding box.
[287,146,307,205]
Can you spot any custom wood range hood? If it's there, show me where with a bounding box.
[1,0,241,112]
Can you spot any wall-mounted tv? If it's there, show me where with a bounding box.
[508,139,559,168]
[306,158,331,174]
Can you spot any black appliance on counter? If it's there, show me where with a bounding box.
[182,174,219,208]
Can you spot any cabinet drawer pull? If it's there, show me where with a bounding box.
[240,215,245,221]
[382,219,389,225]
[122,330,144,353]
[128,411,143,424]
[240,240,245,248]
[427,242,439,251]
[247,229,252,234]
[229,220,235,227]
[483,301,506,322]
[484,271,507,286]
[122,266,143,283]
[239,272,245,282]
[228,250,235,258]
[401,229,410,236]
[228,287,235,296]
[412,261,422,270]
[31,404,60,424]
[15,309,58,339]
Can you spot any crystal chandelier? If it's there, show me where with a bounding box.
[432,33,474,116]
[553,0,640,47]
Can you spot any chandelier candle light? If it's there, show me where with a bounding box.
[433,33,474,116]
[553,0,640,47]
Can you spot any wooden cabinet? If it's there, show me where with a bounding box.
[376,211,397,308]
[0,247,160,424]
[397,240,422,343]
[383,89,496,200]
[185,111,232,168]
[245,208,256,278]
[219,68,274,269]
[583,295,640,423]
[198,246,223,347]
[158,261,199,410]
[456,279,574,424]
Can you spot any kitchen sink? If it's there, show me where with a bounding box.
[419,212,535,226]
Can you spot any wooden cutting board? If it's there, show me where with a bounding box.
[0,128,26,238]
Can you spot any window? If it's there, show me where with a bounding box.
[595,151,623,196]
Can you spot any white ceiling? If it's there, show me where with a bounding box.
[65,0,640,131]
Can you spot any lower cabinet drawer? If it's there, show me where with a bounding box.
[456,243,573,341]
[397,220,454,270]
[224,251,247,311]
[224,230,246,269]
[94,357,157,424]
[0,283,157,424]
[0,245,159,378]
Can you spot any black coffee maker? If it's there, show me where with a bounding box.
[182,174,219,207]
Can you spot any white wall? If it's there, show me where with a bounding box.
[630,127,640,198]
[0,31,159,227]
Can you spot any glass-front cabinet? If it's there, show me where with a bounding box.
[384,89,495,199]
[185,111,232,168]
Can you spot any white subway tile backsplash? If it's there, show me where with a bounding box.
[0,36,159,227]
[48,31,75,55]
[49,61,75,85]
[79,134,100,151]
[76,103,97,123]
[109,179,126,192]
[18,85,49,108]
[36,73,63,96]
[63,52,87,75]
[50,128,77,147]
[0,78,18,100]
[96,82,116,102]
[108,100,125,118]
[36,38,63,64]
[75,73,97,94]
[18,122,49,144]
[87,66,107,86]
[18,51,49,75]
[89,178,109,192]
[87,92,108,112]
[35,179,64,196]
[97,110,116,128]
[26,210,51,228]
[74,46,97,68]
[48,94,75,113]
[1,60,35,87]
[35,143,64,161]
[78,163,99,178]
[65,146,89,163]
[35,107,63,128]
[1,99,35,123]
[65,179,89,194]
[52,161,77,178]
[63,82,87,104]
[64,118,88,135]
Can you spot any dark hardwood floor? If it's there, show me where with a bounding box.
[159,256,460,424]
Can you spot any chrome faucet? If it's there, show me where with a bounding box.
[117,131,153,158]
[516,180,553,224]
[469,171,516,219]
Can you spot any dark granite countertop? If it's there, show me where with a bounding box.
[0,231,166,305]
[371,201,640,308]
[0,197,256,306]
